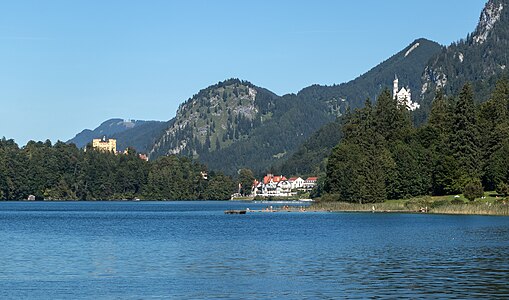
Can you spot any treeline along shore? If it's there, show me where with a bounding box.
[0,142,235,201]
[315,79,509,215]
[3,79,509,215]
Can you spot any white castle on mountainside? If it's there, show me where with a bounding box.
[393,76,420,111]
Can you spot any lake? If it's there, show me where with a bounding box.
[0,201,508,299]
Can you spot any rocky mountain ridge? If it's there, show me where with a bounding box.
[421,0,509,105]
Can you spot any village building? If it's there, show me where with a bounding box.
[303,177,318,190]
[288,177,305,190]
[251,174,318,197]
[263,173,287,184]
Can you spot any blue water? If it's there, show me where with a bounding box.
[1,201,509,299]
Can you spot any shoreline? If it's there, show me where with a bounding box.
[310,201,509,216]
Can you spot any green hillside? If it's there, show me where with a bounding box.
[149,79,340,175]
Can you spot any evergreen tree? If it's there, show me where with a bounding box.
[238,168,255,196]
[325,101,391,203]
[374,89,412,143]
[446,84,482,192]
[463,178,484,201]
[479,79,509,190]
[426,90,457,195]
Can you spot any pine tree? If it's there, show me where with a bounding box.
[374,89,412,144]
[479,79,509,189]
[428,89,451,136]
[448,83,482,191]
[426,90,457,195]
[325,101,391,203]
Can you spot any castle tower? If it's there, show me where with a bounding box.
[393,75,399,98]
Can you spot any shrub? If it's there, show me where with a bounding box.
[430,200,449,208]
[451,198,465,205]
[497,182,509,196]
[463,179,484,201]
[319,193,341,202]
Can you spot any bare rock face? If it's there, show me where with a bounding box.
[420,0,509,98]
[149,79,276,159]
[473,0,504,44]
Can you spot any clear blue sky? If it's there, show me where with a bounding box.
[0,0,487,145]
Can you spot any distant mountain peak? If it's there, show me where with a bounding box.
[473,0,505,44]
[67,118,168,152]
[420,0,509,102]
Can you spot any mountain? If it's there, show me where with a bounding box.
[421,0,509,108]
[274,39,442,176]
[197,92,338,175]
[148,39,442,176]
[67,118,169,153]
[149,79,340,175]
[297,38,442,111]
[279,0,509,176]
[69,1,502,176]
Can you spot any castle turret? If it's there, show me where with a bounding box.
[393,75,399,99]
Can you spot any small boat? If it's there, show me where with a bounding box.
[224,210,247,214]
[299,199,314,202]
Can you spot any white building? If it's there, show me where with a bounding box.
[393,76,420,111]
[252,180,294,197]
[288,177,305,190]
[303,177,318,190]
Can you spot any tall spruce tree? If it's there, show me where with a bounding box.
[479,79,509,190]
[374,89,412,144]
[426,90,457,195]
[448,83,482,192]
[479,79,509,151]
[325,100,391,203]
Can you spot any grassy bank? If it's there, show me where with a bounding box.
[312,192,509,216]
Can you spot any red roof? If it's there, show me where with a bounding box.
[288,177,299,182]
[306,177,318,182]
[262,174,288,184]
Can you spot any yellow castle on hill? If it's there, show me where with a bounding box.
[92,136,117,153]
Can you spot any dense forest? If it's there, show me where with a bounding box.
[0,141,235,201]
[273,119,343,177]
[322,79,509,203]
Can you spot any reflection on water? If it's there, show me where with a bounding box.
[0,201,508,299]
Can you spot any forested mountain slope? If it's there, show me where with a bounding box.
[149,79,340,175]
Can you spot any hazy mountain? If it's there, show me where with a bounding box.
[67,118,169,153]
